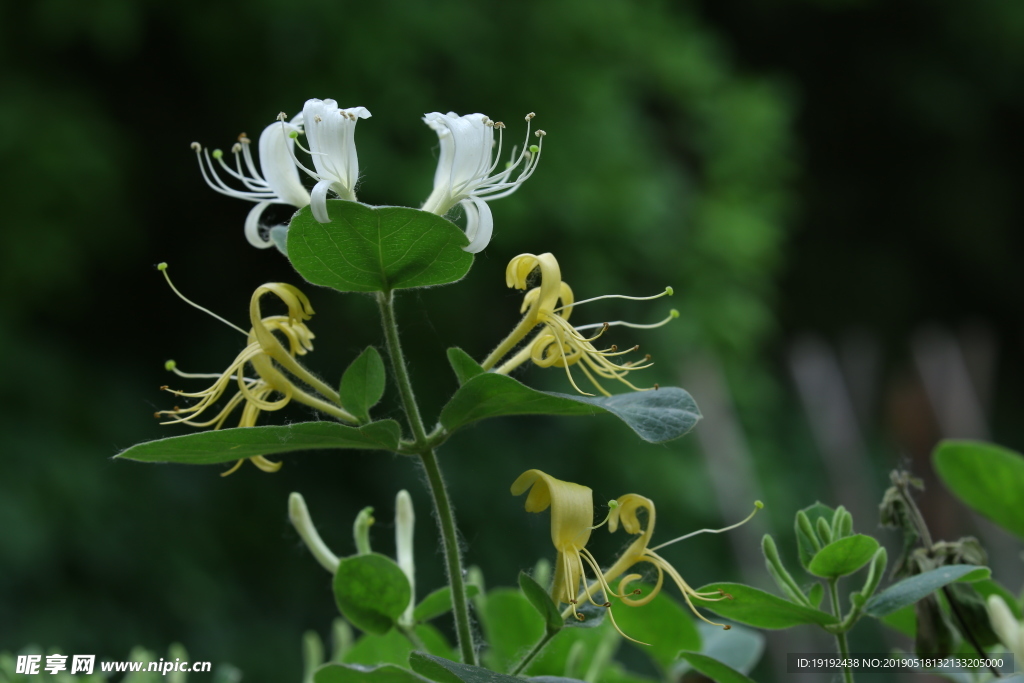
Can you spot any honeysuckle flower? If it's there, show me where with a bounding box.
[481,253,677,396]
[395,490,417,627]
[986,594,1024,664]
[511,469,596,616]
[595,494,763,630]
[420,111,545,253]
[191,119,310,249]
[285,99,371,223]
[289,492,340,573]
[155,265,356,475]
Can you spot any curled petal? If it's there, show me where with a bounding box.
[461,197,493,253]
[310,179,333,223]
[244,202,276,249]
[511,469,593,551]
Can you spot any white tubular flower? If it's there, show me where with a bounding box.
[986,594,1024,664]
[421,111,545,254]
[191,118,311,249]
[295,99,371,223]
[395,490,416,628]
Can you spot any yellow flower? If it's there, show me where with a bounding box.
[512,468,763,644]
[599,494,762,630]
[156,266,356,475]
[481,253,676,397]
[511,469,597,617]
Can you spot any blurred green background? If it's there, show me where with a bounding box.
[3,0,1024,680]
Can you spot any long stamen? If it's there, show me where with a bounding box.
[164,359,257,383]
[550,326,594,396]
[648,551,732,630]
[158,263,248,336]
[649,501,764,552]
[573,309,680,332]
[562,552,583,621]
[552,287,674,314]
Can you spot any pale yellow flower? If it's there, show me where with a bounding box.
[156,267,355,475]
[482,253,676,397]
[513,468,762,644]
[511,469,597,618]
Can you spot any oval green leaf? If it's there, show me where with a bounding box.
[116,420,401,464]
[288,201,473,293]
[341,346,387,423]
[864,564,991,618]
[695,583,839,629]
[412,585,480,623]
[934,440,1024,538]
[807,535,880,578]
[478,588,544,672]
[439,372,700,444]
[676,652,755,683]
[333,553,411,635]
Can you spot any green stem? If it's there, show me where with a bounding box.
[376,290,477,666]
[828,579,854,683]
[510,630,557,676]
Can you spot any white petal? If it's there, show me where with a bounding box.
[987,595,1021,651]
[303,99,369,197]
[310,179,333,223]
[461,197,493,253]
[257,121,310,208]
[244,202,276,249]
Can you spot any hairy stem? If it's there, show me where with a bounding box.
[377,290,477,665]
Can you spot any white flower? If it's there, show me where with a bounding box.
[293,99,371,223]
[192,118,310,249]
[987,594,1024,664]
[421,111,544,254]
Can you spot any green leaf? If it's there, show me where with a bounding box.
[880,604,916,637]
[316,663,432,683]
[807,583,824,608]
[478,588,544,672]
[117,420,402,464]
[439,373,700,444]
[447,348,485,386]
[519,571,563,635]
[288,201,473,293]
[807,535,880,578]
[689,622,764,676]
[934,440,1024,538]
[696,583,839,629]
[412,585,481,623]
[794,503,834,569]
[864,565,991,618]
[340,347,386,423]
[411,653,575,683]
[341,628,412,668]
[333,553,412,635]
[340,624,453,668]
[676,652,755,683]
[610,582,700,672]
